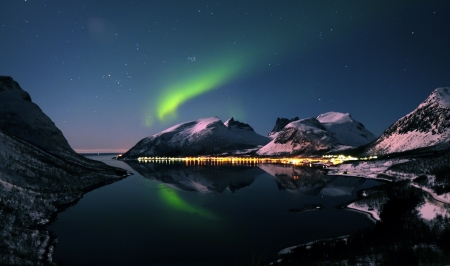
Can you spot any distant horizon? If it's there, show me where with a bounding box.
[75,148,128,154]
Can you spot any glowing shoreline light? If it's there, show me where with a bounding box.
[136,155,377,166]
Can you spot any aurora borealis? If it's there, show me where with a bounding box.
[1,1,450,152]
[151,55,244,125]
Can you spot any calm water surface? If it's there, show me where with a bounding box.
[47,155,381,265]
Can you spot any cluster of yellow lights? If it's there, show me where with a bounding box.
[322,154,378,165]
[136,155,377,166]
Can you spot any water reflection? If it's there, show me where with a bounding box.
[259,164,365,196]
[125,161,365,197]
[124,160,262,193]
[157,183,219,220]
[259,164,331,194]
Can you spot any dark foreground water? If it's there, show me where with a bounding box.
[47,155,381,266]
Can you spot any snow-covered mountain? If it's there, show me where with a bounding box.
[120,117,270,158]
[317,112,376,147]
[257,112,375,156]
[257,117,345,156]
[365,87,450,155]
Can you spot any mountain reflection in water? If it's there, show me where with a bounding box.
[124,161,365,197]
[259,164,365,196]
[124,160,261,193]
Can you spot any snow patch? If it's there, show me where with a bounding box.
[317,112,352,124]
[417,198,450,221]
[317,111,376,147]
[347,202,380,221]
[328,159,411,180]
[435,87,450,107]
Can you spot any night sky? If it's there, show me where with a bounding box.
[1,1,450,153]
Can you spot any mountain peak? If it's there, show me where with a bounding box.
[0,76,32,101]
[0,76,73,153]
[0,76,21,91]
[224,117,254,131]
[317,112,352,124]
[316,112,376,147]
[421,87,450,109]
[224,117,235,126]
[268,117,299,136]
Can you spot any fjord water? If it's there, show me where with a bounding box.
[47,155,380,265]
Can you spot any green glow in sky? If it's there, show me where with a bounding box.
[155,56,243,122]
[140,14,307,127]
[158,183,219,220]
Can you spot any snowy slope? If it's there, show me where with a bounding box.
[365,87,450,155]
[121,117,270,157]
[317,112,376,146]
[257,117,347,156]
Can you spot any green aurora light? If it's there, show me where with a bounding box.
[157,183,219,220]
[155,56,244,122]
[142,1,390,127]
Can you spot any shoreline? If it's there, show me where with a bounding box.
[278,235,350,256]
[45,173,131,226]
[344,202,380,222]
[276,173,383,261]
[36,173,131,265]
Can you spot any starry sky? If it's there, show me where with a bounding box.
[1,1,450,153]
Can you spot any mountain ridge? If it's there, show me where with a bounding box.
[121,111,378,158]
[364,87,450,155]
[120,116,270,158]
[121,85,450,158]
